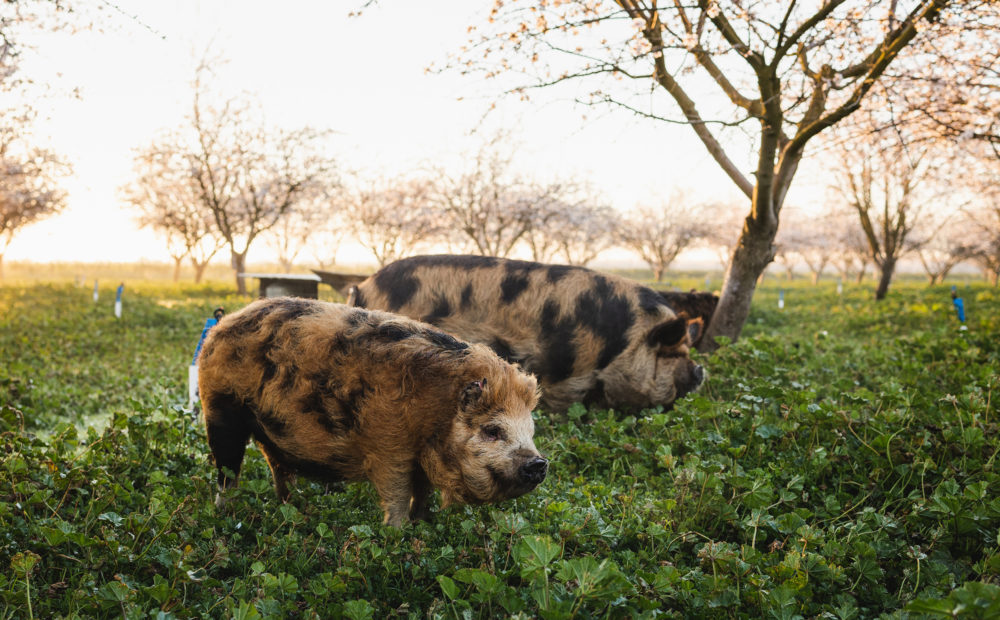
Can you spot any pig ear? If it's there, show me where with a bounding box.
[646,316,687,348]
[461,378,487,407]
[686,317,704,345]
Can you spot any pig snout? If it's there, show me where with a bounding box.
[677,363,705,400]
[518,456,549,486]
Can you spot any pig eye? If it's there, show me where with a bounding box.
[481,425,505,442]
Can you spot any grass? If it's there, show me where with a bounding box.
[1,277,998,618]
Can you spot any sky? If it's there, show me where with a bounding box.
[5,0,757,266]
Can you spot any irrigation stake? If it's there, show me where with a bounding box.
[114,283,124,319]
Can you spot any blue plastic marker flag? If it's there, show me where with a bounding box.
[192,317,219,365]
[114,283,124,319]
[93,280,99,302]
[951,286,966,323]
[778,289,785,309]
[188,316,220,408]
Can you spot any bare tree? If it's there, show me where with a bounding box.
[821,208,871,284]
[266,193,341,273]
[224,124,334,292]
[960,161,1000,286]
[0,109,68,278]
[877,11,1000,281]
[173,62,337,293]
[267,211,308,274]
[521,195,564,263]
[308,207,346,270]
[556,203,617,266]
[915,239,972,285]
[912,215,975,285]
[152,208,222,283]
[618,201,705,282]
[452,0,988,348]
[431,136,560,258]
[122,141,224,282]
[971,217,1000,286]
[770,239,798,281]
[834,141,928,300]
[523,188,617,266]
[350,177,444,267]
[775,213,841,284]
[797,238,836,285]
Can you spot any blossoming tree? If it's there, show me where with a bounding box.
[452,0,994,347]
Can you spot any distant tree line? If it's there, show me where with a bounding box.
[122,120,725,285]
[2,3,997,312]
[123,108,1000,297]
[117,59,1000,297]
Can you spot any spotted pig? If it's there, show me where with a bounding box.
[198,297,547,526]
[348,255,705,413]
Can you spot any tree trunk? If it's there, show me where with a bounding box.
[172,256,183,282]
[874,258,896,300]
[855,263,867,284]
[811,271,820,285]
[193,260,209,284]
[701,220,777,350]
[937,263,958,285]
[232,249,249,295]
[654,266,664,282]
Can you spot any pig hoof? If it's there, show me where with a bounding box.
[409,509,432,523]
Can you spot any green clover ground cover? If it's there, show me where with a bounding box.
[1,280,998,618]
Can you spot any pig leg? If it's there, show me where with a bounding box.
[202,393,252,508]
[256,441,295,503]
[408,466,433,522]
[371,464,418,527]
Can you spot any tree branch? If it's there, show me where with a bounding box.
[778,0,948,182]
[582,94,756,129]
[838,0,942,79]
[616,2,755,197]
[774,0,800,52]
[695,0,764,70]
[664,0,762,115]
[647,52,755,198]
[772,0,850,67]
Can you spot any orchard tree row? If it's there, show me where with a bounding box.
[127,138,1000,293]
[1,1,998,344]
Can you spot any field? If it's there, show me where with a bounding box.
[1,277,999,618]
